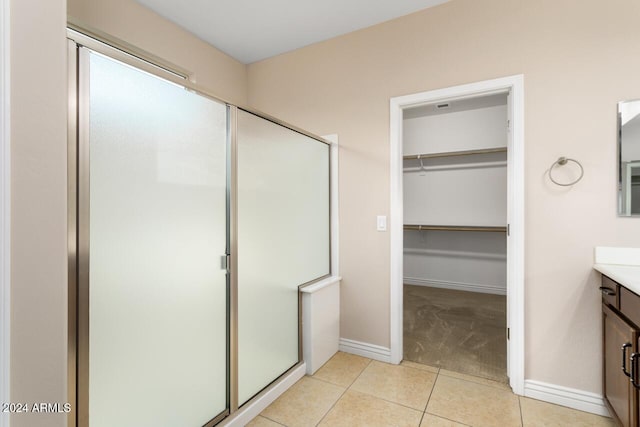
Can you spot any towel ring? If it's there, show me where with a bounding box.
[548,157,584,186]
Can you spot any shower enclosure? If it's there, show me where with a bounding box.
[67,29,330,427]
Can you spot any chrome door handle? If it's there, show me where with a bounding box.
[220,254,230,271]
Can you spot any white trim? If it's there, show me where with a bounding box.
[302,278,340,375]
[338,338,391,363]
[300,275,342,294]
[389,75,525,392]
[404,277,506,295]
[0,0,10,424]
[524,380,610,417]
[389,95,404,365]
[322,133,340,277]
[218,363,306,427]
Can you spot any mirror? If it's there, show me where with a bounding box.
[618,100,640,216]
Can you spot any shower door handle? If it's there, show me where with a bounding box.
[221,254,230,271]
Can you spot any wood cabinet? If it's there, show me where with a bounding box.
[602,275,640,427]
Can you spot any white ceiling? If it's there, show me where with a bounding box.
[135,0,450,64]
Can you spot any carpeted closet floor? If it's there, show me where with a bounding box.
[403,285,507,383]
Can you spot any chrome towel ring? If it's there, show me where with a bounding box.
[548,157,584,186]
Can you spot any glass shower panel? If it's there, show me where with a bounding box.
[237,110,330,405]
[87,51,228,426]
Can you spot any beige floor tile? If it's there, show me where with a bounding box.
[312,351,371,387]
[439,369,511,390]
[318,389,423,427]
[351,360,437,410]
[401,360,440,374]
[246,415,284,426]
[420,413,468,426]
[260,377,344,427]
[427,375,521,427]
[520,397,617,427]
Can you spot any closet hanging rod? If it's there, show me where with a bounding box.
[403,147,507,160]
[404,224,507,232]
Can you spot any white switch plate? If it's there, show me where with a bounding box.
[377,215,387,231]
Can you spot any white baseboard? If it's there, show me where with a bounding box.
[404,277,506,296]
[524,380,610,417]
[219,363,306,427]
[339,338,392,363]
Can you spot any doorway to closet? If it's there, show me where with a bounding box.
[389,76,525,394]
[402,94,508,382]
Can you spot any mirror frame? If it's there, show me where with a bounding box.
[617,99,640,217]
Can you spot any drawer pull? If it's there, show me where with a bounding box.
[632,353,640,389]
[600,286,616,296]
[623,343,633,377]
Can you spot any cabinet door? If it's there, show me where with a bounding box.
[603,304,638,427]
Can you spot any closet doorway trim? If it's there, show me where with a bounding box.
[388,75,525,395]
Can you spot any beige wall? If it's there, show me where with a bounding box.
[10,0,68,425]
[67,0,248,105]
[247,0,640,393]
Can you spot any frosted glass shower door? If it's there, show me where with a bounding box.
[84,50,228,427]
[237,110,330,405]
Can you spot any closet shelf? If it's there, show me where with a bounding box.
[403,147,507,160]
[404,224,507,232]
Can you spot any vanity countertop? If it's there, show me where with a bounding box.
[594,246,640,295]
[594,263,640,294]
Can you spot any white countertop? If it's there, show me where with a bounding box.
[594,264,640,295]
[594,247,640,295]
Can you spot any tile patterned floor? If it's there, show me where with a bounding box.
[247,352,616,427]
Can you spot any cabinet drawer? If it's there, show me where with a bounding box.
[601,275,619,308]
[621,286,640,328]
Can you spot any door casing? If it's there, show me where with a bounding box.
[388,75,525,395]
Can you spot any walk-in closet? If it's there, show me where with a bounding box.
[402,93,508,382]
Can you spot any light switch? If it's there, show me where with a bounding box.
[377,215,387,231]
